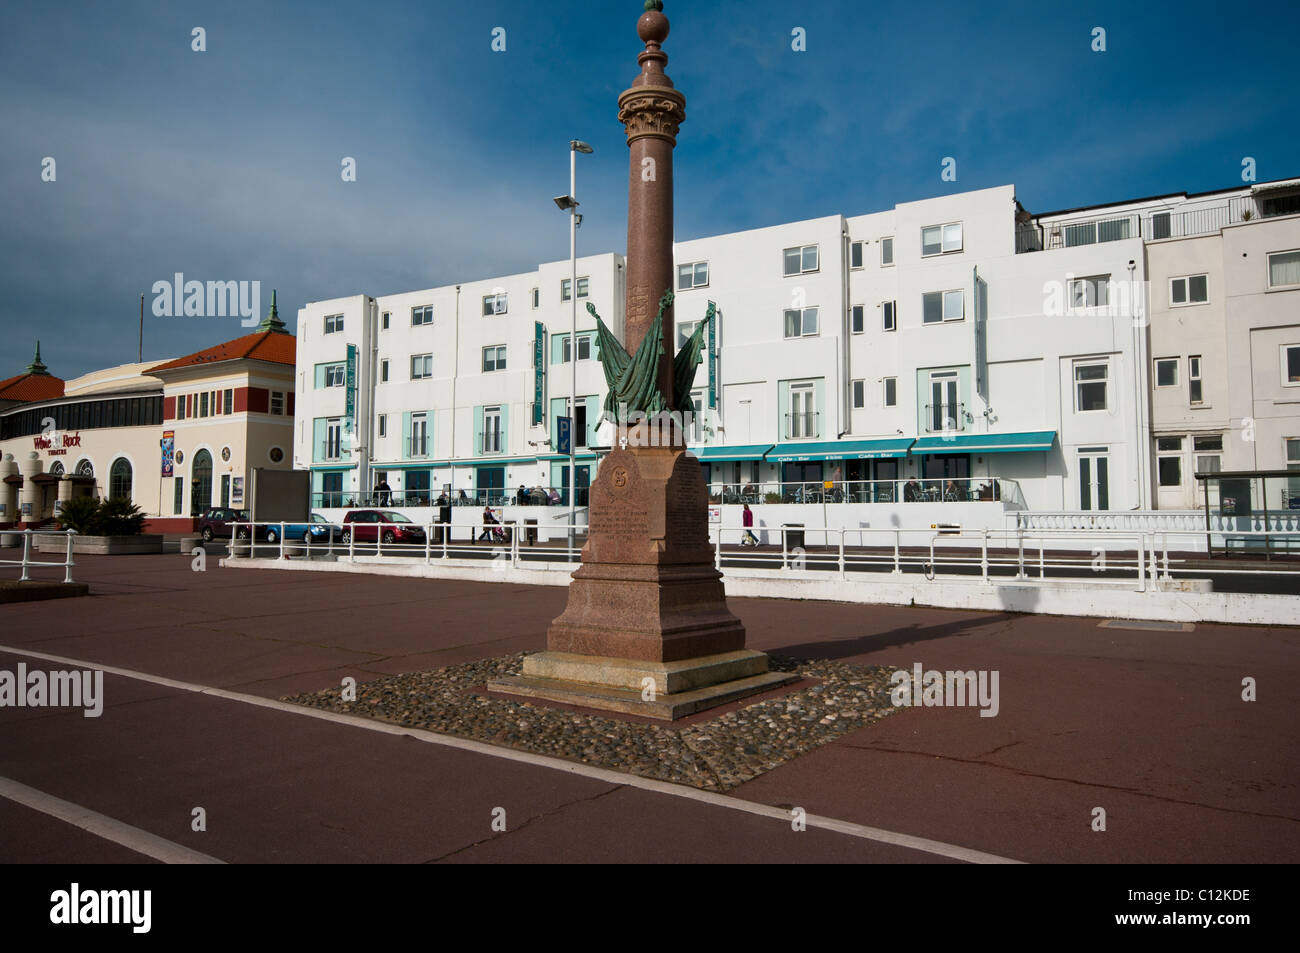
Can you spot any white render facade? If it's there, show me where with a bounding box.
[292,178,1300,516]
[294,253,625,507]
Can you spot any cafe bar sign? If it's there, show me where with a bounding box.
[34,432,82,456]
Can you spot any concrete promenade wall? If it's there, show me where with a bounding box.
[221,555,1300,627]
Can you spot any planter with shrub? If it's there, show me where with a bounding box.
[35,497,164,554]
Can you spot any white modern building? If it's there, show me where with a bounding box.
[294,253,625,509]
[292,177,1300,521]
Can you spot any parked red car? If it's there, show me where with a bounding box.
[197,507,266,542]
[340,509,426,544]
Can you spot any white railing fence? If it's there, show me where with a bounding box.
[223,520,1300,593]
[0,529,78,583]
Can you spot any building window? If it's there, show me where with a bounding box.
[1075,361,1108,412]
[109,458,132,501]
[1194,435,1222,476]
[224,389,234,414]
[883,300,896,332]
[324,313,344,334]
[557,333,593,363]
[176,395,186,421]
[678,261,709,289]
[1070,274,1110,310]
[531,288,539,309]
[411,305,434,326]
[410,413,428,457]
[411,353,433,379]
[927,370,961,433]
[174,477,184,515]
[482,293,508,315]
[1064,217,1131,247]
[199,392,210,417]
[850,305,864,334]
[676,320,703,348]
[322,363,345,388]
[381,311,390,330]
[326,419,342,459]
[380,359,389,383]
[921,222,963,257]
[852,379,865,409]
[560,277,589,301]
[783,307,819,338]
[1283,344,1300,385]
[1170,274,1209,305]
[922,290,964,324]
[783,245,819,276]
[1267,250,1300,289]
[1156,437,1183,487]
[1189,356,1203,404]
[880,237,894,266]
[850,242,864,269]
[787,383,818,438]
[269,391,284,415]
[482,345,507,372]
[1287,437,1300,470]
[482,407,502,453]
[1155,358,1179,387]
[378,414,387,438]
[884,377,897,407]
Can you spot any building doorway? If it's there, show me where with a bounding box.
[192,449,213,515]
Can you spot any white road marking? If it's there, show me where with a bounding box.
[0,644,1023,864]
[0,775,225,864]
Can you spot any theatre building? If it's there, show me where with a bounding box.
[0,302,296,530]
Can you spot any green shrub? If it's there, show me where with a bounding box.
[55,496,103,534]
[56,496,146,536]
[763,492,782,504]
[98,498,147,536]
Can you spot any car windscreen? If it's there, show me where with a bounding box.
[380,512,411,523]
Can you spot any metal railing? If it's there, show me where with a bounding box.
[923,403,966,433]
[783,412,820,439]
[0,528,77,583]
[705,477,1024,507]
[1017,195,1284,254]
[223,520,1300,593]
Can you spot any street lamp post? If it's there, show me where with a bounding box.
[554,139,593,556]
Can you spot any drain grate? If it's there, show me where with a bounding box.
[1098,619,1195,632]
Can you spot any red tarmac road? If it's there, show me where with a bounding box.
[1,553,1297,863]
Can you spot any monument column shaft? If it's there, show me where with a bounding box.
[624,133,676,406]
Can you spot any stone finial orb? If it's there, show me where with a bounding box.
[638,6,668,44]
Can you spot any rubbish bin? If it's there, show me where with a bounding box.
[783,523,805,550]
[524,518,538,546]
[439,504,452,543]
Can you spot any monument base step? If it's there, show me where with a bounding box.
[520,648,770,695]
[486,669,799,720]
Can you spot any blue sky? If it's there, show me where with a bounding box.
[2,0,1295,378]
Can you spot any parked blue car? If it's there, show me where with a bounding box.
[263,513,339,544]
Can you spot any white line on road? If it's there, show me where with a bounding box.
[0,644,1023,864]
[0,775,225,865]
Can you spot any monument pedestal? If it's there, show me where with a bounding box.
[488,439,796,719]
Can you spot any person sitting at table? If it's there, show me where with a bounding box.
[904,477,922,502]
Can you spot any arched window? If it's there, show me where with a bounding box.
[50,461,65,477]
[75,459,94,478]
[109,458,133,501]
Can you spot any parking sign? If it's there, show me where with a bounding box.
[557,416,572,455]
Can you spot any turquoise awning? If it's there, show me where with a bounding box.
[911,430,1057,454]
[692,444,774,462]
[768,438,913,463]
